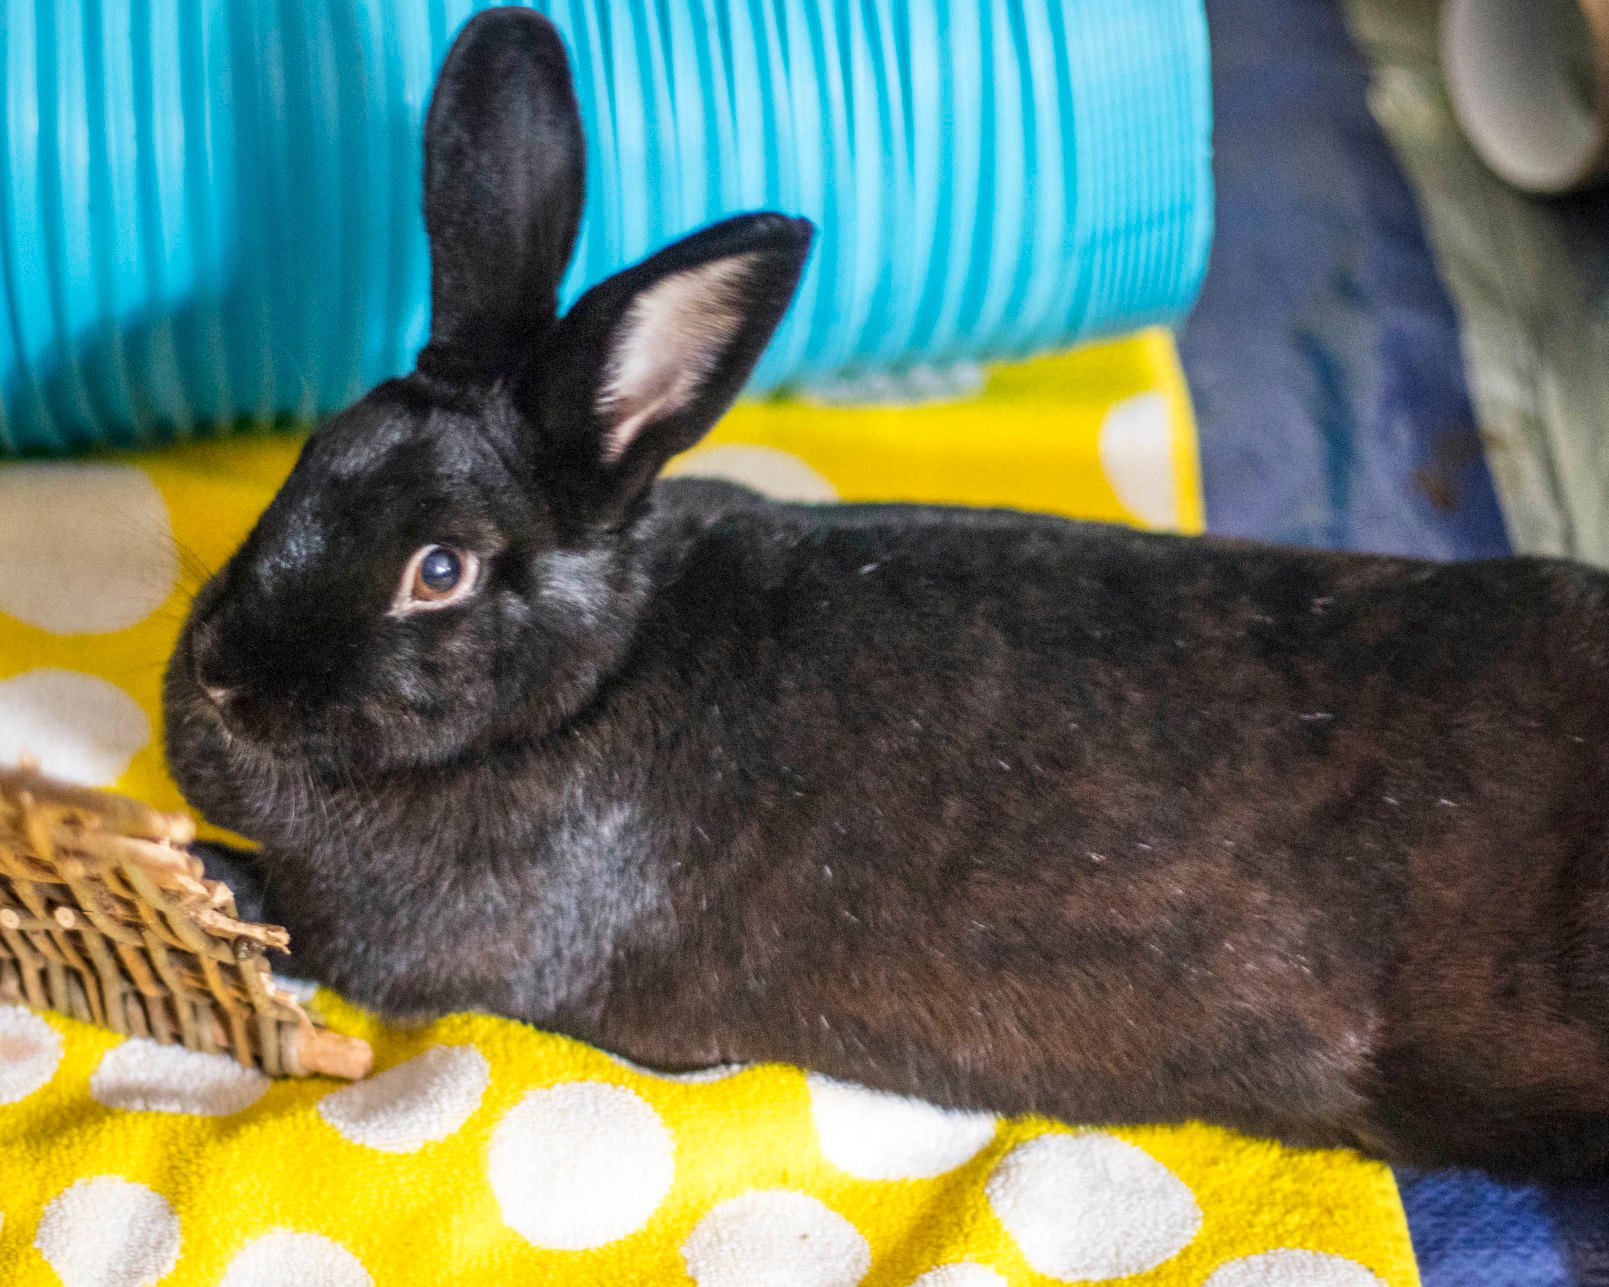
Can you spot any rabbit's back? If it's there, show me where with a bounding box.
[555,493,1609,1165]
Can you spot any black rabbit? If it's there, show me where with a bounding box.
[165,7,1609,1179]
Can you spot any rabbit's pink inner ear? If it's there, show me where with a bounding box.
[594,254,760,461]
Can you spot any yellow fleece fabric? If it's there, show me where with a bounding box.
[0,331,1419,1286]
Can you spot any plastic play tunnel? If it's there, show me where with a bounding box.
[0,0,1213,454]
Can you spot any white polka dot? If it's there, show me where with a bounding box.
[0,669,151,786]
[681,1190,871,1287]
[668,445,839,502]
[0,464,179,634]
[0,1004,64,1104]
[1204,1249,1387,1287]
[909,1264,1008,1287]
[1098,392,1180,529]
[91,1038,268,1116]
[489,1080,674,1250]
[808,1074,996,1180]
[985,1132,1201,1281]
[318,1045,488,1153]
[606,1051,747,1084]
[35,1176,180,1287]
[218,1230,373,1287]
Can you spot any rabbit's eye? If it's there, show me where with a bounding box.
[394,544,480,613]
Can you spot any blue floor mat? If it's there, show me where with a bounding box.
[1181,0,1509,559]
[1396,1171,1609,1287]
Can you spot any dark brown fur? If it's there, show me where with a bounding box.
[166,9,1609,1179]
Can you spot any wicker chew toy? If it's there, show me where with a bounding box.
[0,762,371,1079]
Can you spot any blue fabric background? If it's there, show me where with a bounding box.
[1181,0,1509,559]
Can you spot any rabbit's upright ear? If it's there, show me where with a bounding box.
[538,213,814,522]
[418,7,585,380]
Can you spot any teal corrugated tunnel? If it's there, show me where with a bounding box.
[0,0,1213,455]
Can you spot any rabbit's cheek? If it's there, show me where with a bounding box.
[536,550,616,627]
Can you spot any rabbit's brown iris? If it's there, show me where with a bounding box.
[396,544,479,612]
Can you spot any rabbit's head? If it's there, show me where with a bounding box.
[165,7,812,826]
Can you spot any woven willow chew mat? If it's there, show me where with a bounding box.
[0,763,369,1080]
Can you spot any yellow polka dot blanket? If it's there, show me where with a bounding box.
[0,333,1419,1286]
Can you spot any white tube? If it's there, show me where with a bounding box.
[1442,0,1609,193]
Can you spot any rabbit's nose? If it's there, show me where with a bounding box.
[186,621,245,712]
[201,683,238,710]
